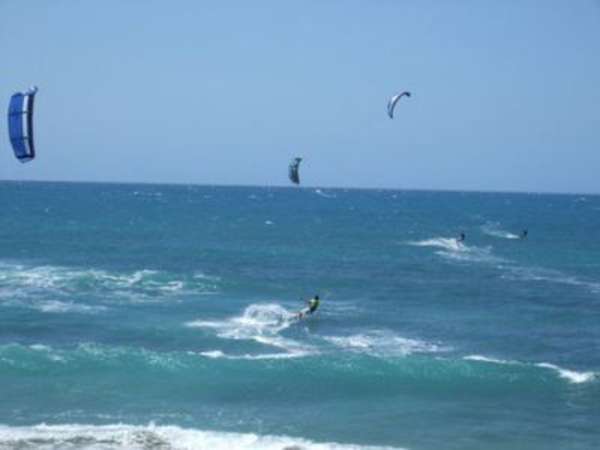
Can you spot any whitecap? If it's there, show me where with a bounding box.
[463,354,517,365]
[199,350,226,359]
[407,237,502,264]
[323,330,445,357]
[0,261,221,304]
[314,189,336,199]
[480,222,520,239]
[26,343,65,362]
[463,355,597,384]
[35,300,107,314]
[74,343,187,370]
[159,281,185,292]
[187,303,315,359]
[29,344,52,352]
[0,423,403,449]
[536,362,596,384]
[198,349,309,360]
[408,237,465,252]
[501,265,600,294]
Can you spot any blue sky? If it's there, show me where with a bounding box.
[1,1,599,192]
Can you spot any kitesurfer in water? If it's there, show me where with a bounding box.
[521,229,528,239]
[457,232,466,243]
[297,295,320,319]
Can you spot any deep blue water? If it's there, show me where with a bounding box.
[0,181,599,449]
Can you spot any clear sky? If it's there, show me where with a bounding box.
[1,1,599,193]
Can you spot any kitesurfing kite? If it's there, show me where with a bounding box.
[387,91,411,119]
[8,86,38,162]
[288,157,302,185]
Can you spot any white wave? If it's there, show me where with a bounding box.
[74,343,187,370]
[408,237,465,252]
[481,222,520,240]
[132,190,163,198]
[0,261,220,304]
[2,297,107,315]
[463,355,517,365]
[198,350,226,358]
[264,220,274,225]
[187,303,315,359]
[323,331,445,357]
[35,300,107,314]
[323,301,365,316]
[501,266,600,294]
[194,271,221,281]
[187,304,294,338]
[27,343,65,362]
[2,343,191,371]
[159,281,185,292]
[408,237,502,264]
[198,349,309,360]
[435,248,501,264]
[314,189,336,199]
[463,355,597,384]
[536,363,597,384]
[29,344,52,351]
[0,423,403,450]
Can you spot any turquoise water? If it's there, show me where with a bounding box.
[0,181,599,449]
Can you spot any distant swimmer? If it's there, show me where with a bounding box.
[297,295,320,319]
[521,229,528,239]
[457,232,466,243]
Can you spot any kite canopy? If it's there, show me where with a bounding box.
[387,91,411,119]
[8,86,38,162]
[288,157,302,185]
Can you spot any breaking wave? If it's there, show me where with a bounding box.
[535,362,597,384]
[322,330,446,357]
[500,265,600,294]
[32,300,107,314]
[198,349,307,360]
[407,237,503,264]
[481,222,521,240]
[186,303,316,359]
[0,343,189,371]
[0,261,220,308]
[408,237,600,294]
[409,237,465,252]
[0,423,402,450]
[464,355,597,384]
[314,189,336,199]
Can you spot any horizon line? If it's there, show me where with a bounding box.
[0,177,598,197]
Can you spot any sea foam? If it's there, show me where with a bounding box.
[0,423,403,450]
[480,222,520,240]
[0,261,220,307]
[500,265,600,294]
[464,355,597,384]
[187,303,316,359]
[407,237,502,264]
[323,330,445,357]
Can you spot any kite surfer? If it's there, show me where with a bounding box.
[297,295,320,319]
[289,157,302,185]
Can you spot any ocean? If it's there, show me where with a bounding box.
[0,181,598,450]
